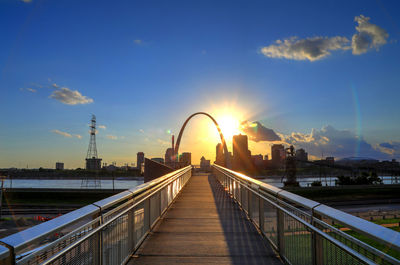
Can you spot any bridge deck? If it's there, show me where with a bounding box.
[129,173,281,265]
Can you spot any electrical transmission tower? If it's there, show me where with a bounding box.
[82,114,102,189]
[87,115,98,159]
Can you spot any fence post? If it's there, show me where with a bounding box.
[311,210,324,265]
[277,207,285,258]
[128,205,135,253]
[144,198,150,232]
[259,195,264,232]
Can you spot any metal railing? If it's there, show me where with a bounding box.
[212,164,400,265]
[0,165,192,265]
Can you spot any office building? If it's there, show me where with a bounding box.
[179,152,191,166]
[55,162,64,170]
[232,134,252,173]
[215,143,225,166]
[137,152,145,170]
[295,148,308,161]
[271,144,285,168]
[200,156,211,171]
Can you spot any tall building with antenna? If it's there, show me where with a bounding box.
[85,114,102,170]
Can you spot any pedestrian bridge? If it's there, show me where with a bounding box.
[0,165,399,264]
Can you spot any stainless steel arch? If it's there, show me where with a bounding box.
[175,112,230,167]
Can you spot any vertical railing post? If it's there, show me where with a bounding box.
[259,195,264,232]
[144,198,150,232]
[311,211,324,265]
[128,205,135,254]
[248,183,252,218]
[277,207,285,258]
[97,213,103,265]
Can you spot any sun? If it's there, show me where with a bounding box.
[217,114,241,139]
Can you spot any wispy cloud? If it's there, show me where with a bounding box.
[52,130,82,139]
[52,83,59,88]
[133,39,143,45]
[260,15,388,61]
[49,87,93,105]
[20,87,37,93]
[52,129,72,138]
[107,135,118,140]
[21,0,32,3]
[98,125,106,130]
[139,129,145,134]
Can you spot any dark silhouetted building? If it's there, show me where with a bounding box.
[295,148,308,161]
[56,162,64,170]
[200,156,211,171]
[232,134,252,173]
[86,157,102,170]
[179,152,191,166]
[137,152,145,171]
[325,157,335,165]
[165,147,174,167]
[215,143,225,166]
[251,154,264,170]
[271,144,285,168]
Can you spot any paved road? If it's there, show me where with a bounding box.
[129,173,282,265]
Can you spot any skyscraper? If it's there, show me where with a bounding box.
[232,134,252,173]
[165,147,174,167]
[137,152,145,171]
[271,144,285,168]
[215,143,225,166]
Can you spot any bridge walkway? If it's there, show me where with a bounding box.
[128,173,282,264]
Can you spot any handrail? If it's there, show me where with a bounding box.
[0,165,192,264]
[213,164,400,264]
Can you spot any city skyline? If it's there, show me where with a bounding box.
[1,0,400,168]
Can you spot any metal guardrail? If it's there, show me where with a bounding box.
[212,164,400,265]
[0,165,192,265]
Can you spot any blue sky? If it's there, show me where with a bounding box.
[1,0,400,168]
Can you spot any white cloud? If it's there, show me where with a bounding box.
[98,125,106,130]
[52,83,59,88]
[52,130,82,139]
[52,130,72,138]
[134,39,143,45]
[20,87,37,93]
[352,15,389,55]
[139,129,145,134]
[261,36,350,61]
[281,125,389,160]
[49,87,93,105]
[260,15,388,61]
[107,135,118,140]
[21,0,32,3]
